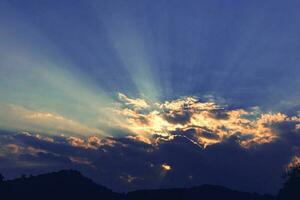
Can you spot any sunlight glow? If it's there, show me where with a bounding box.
[114,93,300,148]
[161,163,172,171]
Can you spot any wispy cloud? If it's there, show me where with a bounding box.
[0,105,103,135]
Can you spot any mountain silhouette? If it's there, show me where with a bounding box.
[0,170,275,200]
[127,185,274,200]
[0,170,121,200]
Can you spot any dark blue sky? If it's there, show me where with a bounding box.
[2,0,300,108]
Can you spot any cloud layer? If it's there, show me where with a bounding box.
[1,0,300,196]
[1,94,300,194]
[114,94,300,148]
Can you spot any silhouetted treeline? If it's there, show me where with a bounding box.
[0,170,121,200]
[126,185,274,200]
[2,168,300,200]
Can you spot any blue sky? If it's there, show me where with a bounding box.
[2,0,300,108]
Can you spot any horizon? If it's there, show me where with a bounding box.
[0,169,275,195]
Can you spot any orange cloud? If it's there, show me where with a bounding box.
[0,105,102,135]
[69,156,92,166]
[2,143,47,156]
[67,136,116,149]
[114,93,300,148]
[118,93,149,109]
[286,156,300,171]
[4,144,21,154]
[161,163,172,171]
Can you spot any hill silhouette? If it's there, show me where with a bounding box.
[127,185,274,200]
[0,170,121,200]
[0,170,276,200]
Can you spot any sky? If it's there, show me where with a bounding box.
[1,0,300,194]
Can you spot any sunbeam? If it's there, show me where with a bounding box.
[1,0,300,195]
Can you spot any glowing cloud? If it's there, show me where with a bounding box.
[286,156,300,171]
[114,93,300,148]
[118,93,149,109]
[161,163,172,171]
[0,105,102,135]
[67,135,116,149]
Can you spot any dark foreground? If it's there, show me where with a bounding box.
[0,169,297,200]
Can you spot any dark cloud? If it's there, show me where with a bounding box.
[209,109,230,120]
[0,97,300,194]
[163,111,192,125]
[1,123,300,195]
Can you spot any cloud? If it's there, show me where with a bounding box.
[1,143,47,156]
[286,155,300,171]
[2,93,299,151]
[118,93,149,109]
[161,163,172,171]
[0,104,103,135]
[3,144,21,154]
[67,135,116,149]
[2,94,300,194]
[114,94,300,148]
[120,174,143,184]
[69,156,93,166]
[126,135,152,145]
[0,126,299,194]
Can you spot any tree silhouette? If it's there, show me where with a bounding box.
[278,165,300,200]
[0,173,4,182]
[0,170,274,200]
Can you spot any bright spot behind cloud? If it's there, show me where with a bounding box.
[161,163,172,171]
[114,93,300,148]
